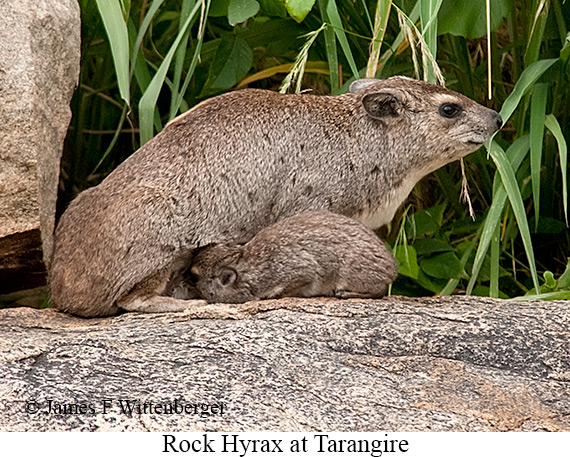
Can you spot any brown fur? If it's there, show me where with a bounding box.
[49,77,501,316]
[177,211,398,303]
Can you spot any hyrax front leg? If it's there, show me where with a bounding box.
[119,295,206,313]
[120,293,259,319]
[116,268,206,313]
[116,268,253,319]
[334,284,389,299]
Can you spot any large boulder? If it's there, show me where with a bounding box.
[0,0,80,293]
[0,296,568,431]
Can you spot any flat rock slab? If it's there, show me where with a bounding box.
[0,296,569,431]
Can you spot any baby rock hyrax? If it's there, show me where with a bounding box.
[50,76,502,317]
[181,211,398,303]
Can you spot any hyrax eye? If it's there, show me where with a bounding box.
[438,103,462,119]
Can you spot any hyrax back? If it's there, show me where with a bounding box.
[49,76,501,316]
[188,211,399,303]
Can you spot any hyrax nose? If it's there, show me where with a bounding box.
[492,111,503,131]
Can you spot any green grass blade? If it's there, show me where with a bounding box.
[440,228,480,296]
[139,0,204,144]
[557,257,570,288]
[552,0,568,45]
[322,0,360,78]
[169,0,196,119]
[96,0,131,105]
[544,114,569,225]
[489,221,500,297]
[324,25,340,93]
[467,197,504,295]
[524,0,549,66]
[129,0,164,83]
[487,140,540,292]
[280,24,326,94]
[440,280,458,296]
[172,0,211,116]
[377,1,420,73]
[89,104,129,177]
[419,0,443,83]
[366,0,392,78]
[359,0,374,29]
[512,290,570,301]
[467,136,530,294]
[499,58,558,125]
[529,83,548,229]
[318,0,340,93]
[89,18,150,176]
[128,18,163,132]
[128,19,151,91]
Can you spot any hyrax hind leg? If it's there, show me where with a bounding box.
[119,295,207,313]
[116,267,247,319]
[117,267,207,314]
[334,283,389,299]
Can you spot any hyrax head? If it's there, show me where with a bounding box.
[190,244,243,302]
[350,76,502,171]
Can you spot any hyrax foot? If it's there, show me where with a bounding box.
[118,295,252,320]
[119,296,207,314]
[334,288,388,299]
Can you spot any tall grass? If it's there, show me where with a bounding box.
[65,0,570,299]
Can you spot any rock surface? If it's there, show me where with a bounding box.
[0,0,80,290]
[0,296,568,432]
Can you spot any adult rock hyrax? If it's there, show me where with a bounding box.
[50,76,502,317]
[178,211,398,303]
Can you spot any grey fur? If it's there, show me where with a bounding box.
[184,211,398,304]
[49,76,502,317]
[349,78,381,93]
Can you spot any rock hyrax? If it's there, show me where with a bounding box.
[49,76,502,316]
[180,211,398,303]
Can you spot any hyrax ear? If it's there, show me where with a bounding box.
[218,267,237,287]
[362,89,404,119]
[349,78,380,93]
